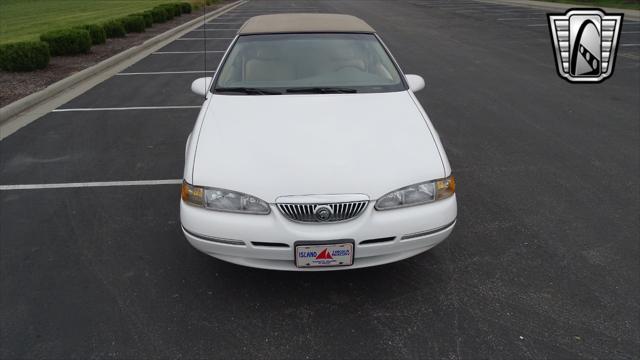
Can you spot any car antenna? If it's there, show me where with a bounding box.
[203,0,207,99]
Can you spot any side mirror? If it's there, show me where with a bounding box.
[405,74,425,93]
[191,77,212,97]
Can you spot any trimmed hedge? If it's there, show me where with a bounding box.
[0,41,50,71]
[154,5,174,20]
[102,20,126,38]
[40,29,91,56]
[120,15,146,33]
[170,3,183,16]
[150,7,168,23]
[157,4,179,18]
[139,11,154,27]
[179,2,192,14]
[74,24,106,45]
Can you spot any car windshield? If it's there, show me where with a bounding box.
[214,33,405,94]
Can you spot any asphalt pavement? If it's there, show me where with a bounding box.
[1,0,638,359]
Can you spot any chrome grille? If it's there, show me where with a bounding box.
[277,201,368,223]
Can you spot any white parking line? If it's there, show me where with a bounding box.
[152,51,225,54]
[116,70,215,75]
[622,31,640,34]
[0,179,183,191]
[52,106,200,112]
[527,24,548,27]
[621,44,640,47]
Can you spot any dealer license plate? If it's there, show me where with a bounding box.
[294,241,354,268]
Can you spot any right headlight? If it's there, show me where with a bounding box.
[375,175,455,211]
[181,181,271,214]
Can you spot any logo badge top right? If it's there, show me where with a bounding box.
[548,9,623,83]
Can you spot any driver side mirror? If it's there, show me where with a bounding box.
[191,77,213,97]
[405,74,425,93]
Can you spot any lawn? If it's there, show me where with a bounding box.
[0,0,205,44]
[541,0,640,10]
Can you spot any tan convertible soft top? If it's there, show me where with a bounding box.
[238,13,376,35]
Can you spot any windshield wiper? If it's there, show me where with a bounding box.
[215,87,282,95]
[285,87,358,94]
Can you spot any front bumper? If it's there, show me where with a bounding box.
[180,195,457,271]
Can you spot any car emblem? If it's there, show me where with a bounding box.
[314,205,333,221]
[548,9,623,83]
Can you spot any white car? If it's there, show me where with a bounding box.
[181,13,457,271]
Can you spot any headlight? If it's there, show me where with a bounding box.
[375,175,455,210]
[181,181,270,214]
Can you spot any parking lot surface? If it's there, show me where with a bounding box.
[1,0,638,358]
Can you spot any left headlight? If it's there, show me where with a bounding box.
[375,175,455,211]
[181,181,271,214]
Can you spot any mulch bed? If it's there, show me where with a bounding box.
[0,1,231,108]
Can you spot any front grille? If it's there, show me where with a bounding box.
[277,201,368,223]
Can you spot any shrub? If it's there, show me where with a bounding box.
[40,29,91,56]
[102,20,126,38]
[171,3,183,16]
[151,7,168,23]
[139,11,154,27]
[74,24,106,45]
[120,15,146,33]
[154,5,174,20]
[206,0,218,5]
[179,2,192,14]
[0,41,50,71]
[157,3,179,18]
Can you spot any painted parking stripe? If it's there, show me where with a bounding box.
[621,44,640,47]
[52,106,201,112]
[0,179,183,191]
[622,31,640,34]
[526,24,548,27]
[116,71,215,75]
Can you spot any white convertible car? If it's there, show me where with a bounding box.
[181,13,457,270]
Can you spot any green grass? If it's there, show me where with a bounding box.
[0,0,206,45]
[540,0,640,10]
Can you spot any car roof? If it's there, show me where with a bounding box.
[238,13,376,35]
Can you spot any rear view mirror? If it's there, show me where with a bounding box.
[191,77,213,97]
[405,74,425,93]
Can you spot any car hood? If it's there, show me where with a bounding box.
[193,91,444,202]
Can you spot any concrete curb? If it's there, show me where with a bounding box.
[477,0,640,19]
[0,0,245,137]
